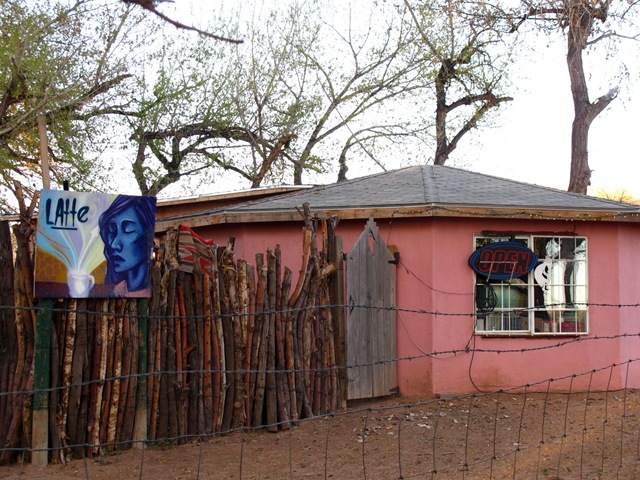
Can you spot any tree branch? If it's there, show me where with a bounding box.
[121,0,244,44]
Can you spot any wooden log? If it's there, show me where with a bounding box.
[218,246,236,432]
[183,272,201,436]
[86,307,100,457]
[1,275,35,465]
[265,250,278,432]
[175,282,187,438]
[88,300,109,455]
[210,248,225,432]
[310,307,321,416]
[147,262,162,441]
[237,259,249,352]
[248,256,266,427]
[324,292,338,413]
[59,298,77,456]
[0,293,24,465]
[149,313,161,441]
[115,303,132,444]
[277,262,292,429]
[237,259,249,428]
[132,299,146,449]
[181,289,188,396]
[292,206,318,420]
[99,300,117,448]
[289,229,312,308]
[0,221,16,459]
[167,300,179,440]
[76,300,93,456]
[157,314,169,439]
[192,269,206,435]
[174,289,183,385]
[161,230,180,441]
[106,302,124,447]
[173,308,188,444]
[251,256,268,427]
[123,300,139,445]
[227,258,244,429]
[243,264,256,426]
[202,272,214,433]
[282,267,298,424]
[67,299,88,458]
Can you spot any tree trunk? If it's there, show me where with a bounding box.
[566,0,616,194]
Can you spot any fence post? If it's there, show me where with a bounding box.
[133,298,148,448]
[32,298,53,466]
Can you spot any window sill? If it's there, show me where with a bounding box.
[476,331,589,337]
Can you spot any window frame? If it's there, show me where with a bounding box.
[473,234,589,337]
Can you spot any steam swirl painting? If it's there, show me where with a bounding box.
[35,190,156,299]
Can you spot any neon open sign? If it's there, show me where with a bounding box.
[469,242,538,280]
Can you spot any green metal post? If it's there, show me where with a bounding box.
[32,298,53,466]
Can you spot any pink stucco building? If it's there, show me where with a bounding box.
[157,165,640,397]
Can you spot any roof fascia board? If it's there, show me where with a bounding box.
[155,205,640,232]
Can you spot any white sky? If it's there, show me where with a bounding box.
[158,1,640,199]
[459,37,640,197]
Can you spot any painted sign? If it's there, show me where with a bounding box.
[35,190,156,298]
[469,242,538,280]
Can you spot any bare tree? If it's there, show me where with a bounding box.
[127,1,437,194]
[126,4,315,195]
[509,0,639,194]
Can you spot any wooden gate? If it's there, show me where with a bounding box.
[346,218,397,400]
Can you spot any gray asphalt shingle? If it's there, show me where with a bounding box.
[223,165,639,213]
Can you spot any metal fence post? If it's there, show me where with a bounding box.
[32,298,53,466]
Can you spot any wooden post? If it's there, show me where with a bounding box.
[37,115,50,189]
[32,298,53,466]
[133,299,148,448]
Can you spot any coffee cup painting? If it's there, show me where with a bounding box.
[35,190,156,299]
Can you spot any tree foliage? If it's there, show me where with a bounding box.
[2,0,569,208]
[404,0,515,165]
[0,0,146,214]
[128,1,439,195]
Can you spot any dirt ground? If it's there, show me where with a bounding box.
[2,390,640,480]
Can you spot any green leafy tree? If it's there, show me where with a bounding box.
[0,0,146,214]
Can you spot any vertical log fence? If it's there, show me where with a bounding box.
[0,204,346,465]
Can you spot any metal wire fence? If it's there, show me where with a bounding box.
[2,301,640,479]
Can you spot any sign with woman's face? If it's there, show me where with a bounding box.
[35,190,156,298]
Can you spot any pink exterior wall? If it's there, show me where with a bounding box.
[190,215,640,397]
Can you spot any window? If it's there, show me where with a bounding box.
[474,235,588,335]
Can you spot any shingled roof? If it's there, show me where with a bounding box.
[156,165,640,230]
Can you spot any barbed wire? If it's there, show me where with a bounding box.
[3,302,640,477]
[2,371,640,479]
[1,300,640,329]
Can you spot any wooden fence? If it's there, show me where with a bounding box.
[0,206,346,464]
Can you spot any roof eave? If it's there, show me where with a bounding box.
[155,204,640,232]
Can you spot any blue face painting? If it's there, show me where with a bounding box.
[99,195,155,295]
[104,206,148,290]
